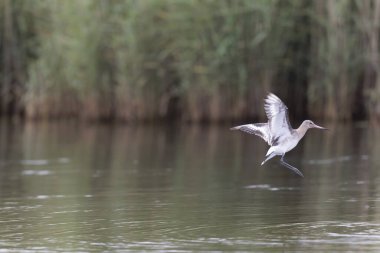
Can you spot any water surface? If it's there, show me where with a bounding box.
[0,121,379,252]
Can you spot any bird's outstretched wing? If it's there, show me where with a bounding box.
[264,93,292,145]
[230,123,270,145]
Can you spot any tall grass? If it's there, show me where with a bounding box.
[0,0,379,122]
[0,0,38,116]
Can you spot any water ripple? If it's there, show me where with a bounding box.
[306,155,352,165]
[244,184,298,191]
[22,170,52,176]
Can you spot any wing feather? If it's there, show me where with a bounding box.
[264,93,292,145]
[230,123,270,145]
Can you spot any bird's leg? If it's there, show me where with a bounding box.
[280,154,304,177]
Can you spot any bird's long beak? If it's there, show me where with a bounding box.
[313,124,328,130]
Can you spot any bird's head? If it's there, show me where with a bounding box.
[303,120,327,130]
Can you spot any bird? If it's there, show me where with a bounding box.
[231,93,327,177]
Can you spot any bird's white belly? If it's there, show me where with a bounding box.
[267,137,299,155]
[281,138,299,153]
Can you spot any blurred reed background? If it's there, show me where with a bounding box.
[0,0,379,122]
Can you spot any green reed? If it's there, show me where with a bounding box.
[0,0,378,122]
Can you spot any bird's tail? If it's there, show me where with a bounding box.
[261,152,277,166]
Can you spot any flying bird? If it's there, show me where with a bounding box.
[231,93,327,177]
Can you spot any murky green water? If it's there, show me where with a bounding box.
[0,121,379,252]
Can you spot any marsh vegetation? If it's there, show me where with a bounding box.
[0,0,379,122]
